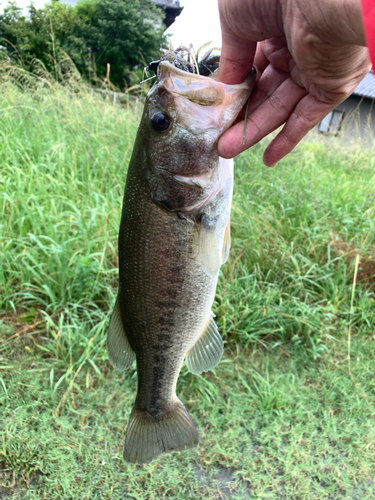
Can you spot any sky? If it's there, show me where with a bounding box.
[0,0,223,49]
[167,0,222,50]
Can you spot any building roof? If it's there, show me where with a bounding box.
[155,0,181,7]
[154,0,183,28]
[353,70,375,99]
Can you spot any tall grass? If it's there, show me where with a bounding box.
[1,82,375,366]
[0,83,143,386]
[217,137,375,354]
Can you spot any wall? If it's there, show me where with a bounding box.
[335,95,375,143]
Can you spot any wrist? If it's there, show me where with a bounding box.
[294,0,366,46]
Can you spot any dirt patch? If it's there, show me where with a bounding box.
[0,309,50,363]
[195,465,252,499]
[330,233,375,288]
[0,470,43,500]
[0,307,47,337]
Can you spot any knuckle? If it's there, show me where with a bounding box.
[245,115,261,138]
[267,93,289,114]
[294,106,317,129]
[279,130,296,148]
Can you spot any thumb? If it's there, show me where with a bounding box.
[217,1,256,84]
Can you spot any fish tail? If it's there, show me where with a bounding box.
[123,399,199,464]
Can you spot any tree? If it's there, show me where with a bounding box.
[0,0,166,88]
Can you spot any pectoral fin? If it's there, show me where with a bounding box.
[198,217,221,276]
[199,216,231,275]
[221,218,231,265]
[107,296,135,371]
[185,313,223,375]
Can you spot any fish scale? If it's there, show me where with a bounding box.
[120,164,216,414]
[107,55,256,464]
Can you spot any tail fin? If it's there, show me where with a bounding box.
[123,399,199,464]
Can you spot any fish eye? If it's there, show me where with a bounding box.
[151,112,171,133]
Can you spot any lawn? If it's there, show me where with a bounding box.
[1,82,375,499]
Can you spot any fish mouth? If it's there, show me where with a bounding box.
[150,61,256,136]
[158,61,255,107]
[158,61,225,107]
[145,48,256,216]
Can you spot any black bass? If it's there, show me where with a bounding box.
[107,50,255,464]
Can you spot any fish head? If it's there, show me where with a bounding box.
[139,61,255,214]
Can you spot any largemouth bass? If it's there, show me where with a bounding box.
[107,50,255,464]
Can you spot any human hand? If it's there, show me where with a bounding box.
[217,0,370,166]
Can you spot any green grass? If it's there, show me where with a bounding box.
[2,329,375,499]
[1,82,375,499]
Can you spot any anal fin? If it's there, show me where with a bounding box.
[185,313,223,375]
[107,295,135,371]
